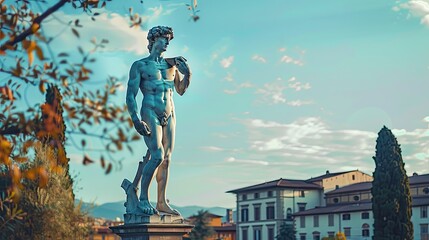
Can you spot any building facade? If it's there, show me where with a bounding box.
[294,173,429,240]
[227,170,372,240]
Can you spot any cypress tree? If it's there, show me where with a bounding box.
[276,221,296,240]
[371,126,413,240]
[40,85,74,197]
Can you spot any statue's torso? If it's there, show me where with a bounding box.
[138,58,176,117]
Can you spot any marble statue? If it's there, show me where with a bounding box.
[123,26,191,219]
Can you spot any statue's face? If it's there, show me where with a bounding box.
[152,36,171,53]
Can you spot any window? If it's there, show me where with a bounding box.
[254,192,259,199]
[328,232,335,238]
[333,198,339,203]
[242,228,248,240]
[423,187,429,194]
[298,203,307,212]
[342,213,351,221]
[299,190,305,197]
[421,224,428,240]
[353,195,360,201]
[352,175,355,180]
[421,206,428,219]
[242,194,247,200]
[300,216,306,228]
[362,223,370,237]
[286,208,292,220]
[253,228,261,240]
[312,231,320,240]
[267,227,275,240]
[362,212,370,219]
[362,229,370,237]
[266,205,275,220]
[344,227,351,237]
[313,215,319,227]
[300,233,306,240]
[268,190,273,197]
[328,214,334,226]
[241,208,249,222]
[254,205,261,221]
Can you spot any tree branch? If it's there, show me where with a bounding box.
[0,0,69,51]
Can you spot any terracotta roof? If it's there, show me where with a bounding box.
[213,225,236,232]
[326,173,429,195]
[306,170,357,182]
[188,212,223,219]
[294,197,429,216]
[326,182,372,195]
[227,178,322,193]
[294,202,372,216]
[409,173,429,184]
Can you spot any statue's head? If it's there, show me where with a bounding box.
[147,26,174,53]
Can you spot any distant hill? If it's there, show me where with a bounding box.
[76,200,231,221]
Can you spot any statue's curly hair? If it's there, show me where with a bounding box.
[147,26,174,53]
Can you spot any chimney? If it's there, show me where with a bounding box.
[326,170,330,175]
[413,172,418,176]
[226,209,233,223]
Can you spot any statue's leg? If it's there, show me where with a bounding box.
[139,113,164,215]
[156,113,180,215]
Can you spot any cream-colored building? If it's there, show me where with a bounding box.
[227,170,372,240]
[294,173,429,240]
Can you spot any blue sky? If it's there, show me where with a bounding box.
[31,0,429,209]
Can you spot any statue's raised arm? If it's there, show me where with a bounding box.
[166,56,191,96]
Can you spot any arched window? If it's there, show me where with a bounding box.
[312,231,320,240]
[286,208,292,219]
[362,223,370,237]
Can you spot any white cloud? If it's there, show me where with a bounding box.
[423,116,429,122]
[396,0,429,26]
[225,157,269,166]
[148,5,163,18]
[45,11,149,54]
[201,146,224,152]
[240,117,429,175]
[251,54,267,63]
[289,81,311,91]
[256,79,288,104]
[280,55,304,66]
[279,47,286,52]
[256,78,311,104]
[224,72,234,82]
[239,82,253,88]
[223,82,253,95]
[287,100,313,106]
[220,56,234,68]
[224,89,238,95]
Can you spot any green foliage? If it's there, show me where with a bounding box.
[371,126,413,240]
[189,210,215,240]
[276,221,296,240]
[9,144,90,240]
[335,232,346,240]
[0,191,26,239]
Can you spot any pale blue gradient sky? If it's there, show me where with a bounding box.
[37,0,429,208]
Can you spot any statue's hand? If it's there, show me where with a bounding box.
[175,56,191,76]
[133,120,151,136]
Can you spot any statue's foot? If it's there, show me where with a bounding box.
[137,200,159,215]
[156,202,180,216]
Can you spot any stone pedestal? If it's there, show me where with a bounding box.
[110,223,193,240]
[110,213,193,240]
